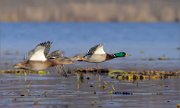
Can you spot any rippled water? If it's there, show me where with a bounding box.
[0,72,179,108]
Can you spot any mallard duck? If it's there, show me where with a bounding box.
[14,41,74,71]
[73,44,128,63]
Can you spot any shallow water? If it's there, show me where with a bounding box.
[0,72,179,108]
[0,22,180,70]
[0,22,180,108]
[0,23,180,58]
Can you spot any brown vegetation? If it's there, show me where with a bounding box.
[0,0,180,22]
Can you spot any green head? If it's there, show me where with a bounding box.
[114,52,127,58]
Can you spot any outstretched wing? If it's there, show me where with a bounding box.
[28,41,52,61]
[47,50,64,59]
[86,44,105,55]
[43,41,52,57]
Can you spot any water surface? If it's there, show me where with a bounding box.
[0,72,179,108]
[0,22,180,70]
[0,22,180,108]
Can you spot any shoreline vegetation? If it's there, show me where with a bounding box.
[0,69,179,81]
[0,0,180,22]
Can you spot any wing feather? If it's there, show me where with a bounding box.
[86,44,105,55]
[47,50,64,59]
[28,41,52,61]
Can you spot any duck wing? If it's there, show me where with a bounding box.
[47,50,64,59]
[86,44,105,55]
[27,41,52,61]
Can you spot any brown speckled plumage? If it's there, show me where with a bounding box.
[14,41,74,71]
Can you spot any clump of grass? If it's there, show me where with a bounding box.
[0,69,49,75]
[0,0,179,22]
[75,68,180,80]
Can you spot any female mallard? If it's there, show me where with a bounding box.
[14,41,74,71]
[73,44,128,63]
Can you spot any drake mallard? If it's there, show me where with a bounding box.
[14,41,74,71]
[73,44,128,63]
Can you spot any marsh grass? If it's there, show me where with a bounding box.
[1,68,179,81]
[0,0,180,22]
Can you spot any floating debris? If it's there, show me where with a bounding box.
[109,69,180,80]
[75,68,109,74]
[158,55,169,60]
[20,94,25,97]
[111,91,133,95]
[0,69,49,75]
[75,68,180,80]
[34,101,39,105]
[166,100,171,103]
[148,57,155,61]
[90,85,94,87]
[86,77,90,80]
[140,56,170,61]
[0,68,179,81]
[139,50,145,54]
[177,47,180,50]
[177,104,180,108]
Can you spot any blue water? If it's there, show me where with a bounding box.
[0,23,180,108]
[0,22,180,70]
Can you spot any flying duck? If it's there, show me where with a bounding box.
[14,41,74,71]
[73,44,128,63]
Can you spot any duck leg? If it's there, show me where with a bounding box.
[96,63,102,88]
[61,64,68,77]
[55,65,68,77]
[55,65,63,73]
